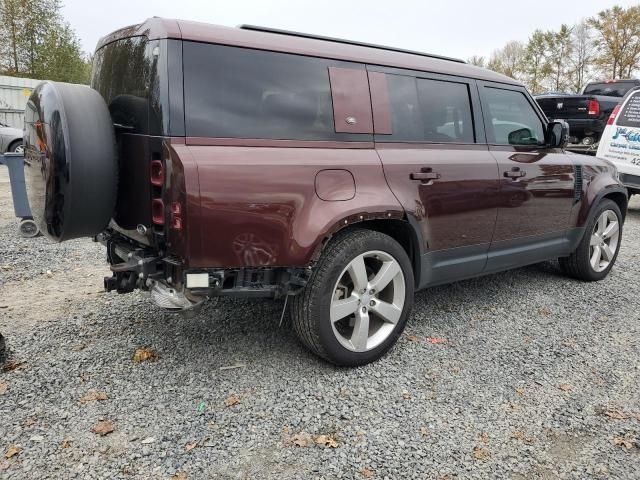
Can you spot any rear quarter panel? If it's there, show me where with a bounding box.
[186,145,403,268]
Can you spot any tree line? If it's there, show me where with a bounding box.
[0,0,90,84]
[469,4,640,94]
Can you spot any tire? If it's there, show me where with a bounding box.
[291,229,414,366]
[8,140,23,153]
[23,81,117,242]
[559,199,623,281]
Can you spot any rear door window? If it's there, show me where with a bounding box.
[416,78,475,143]
[482,87,545,146]
[182,42,370,141]
[377,73,475,143]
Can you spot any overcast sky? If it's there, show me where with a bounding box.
[63,0,639,60]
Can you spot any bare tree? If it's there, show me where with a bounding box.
[522,30,550,94]
[467,55,486,68]
[488,41,525,80]
[544,24,574,92]
[568,20,596,92]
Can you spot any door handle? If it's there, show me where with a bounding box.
[410,169,441,182]
[504,167,526,179]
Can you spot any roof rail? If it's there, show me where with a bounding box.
[239,25,466,64]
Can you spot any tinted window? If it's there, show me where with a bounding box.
[380,74,474,143]
[183,42,367,141]
[92,37,163,135]
[483,88,545,145]
[417,78,474,143]
[383,74,424,142]
[583,82,639,98]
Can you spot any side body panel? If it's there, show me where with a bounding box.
[488,148,575,242]
[186,143,403,268]
[376,144,500,285]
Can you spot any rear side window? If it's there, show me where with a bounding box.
[379,74,475,143]
[482,87,545,145]
[183,42,368,141]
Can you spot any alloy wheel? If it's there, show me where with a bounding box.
[589,209,620,273]
[330,250,406,352]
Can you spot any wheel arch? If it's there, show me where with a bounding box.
[317,217,423,288]
[7,138,23,152]
[601,190,628,220]
[579,182,628,228]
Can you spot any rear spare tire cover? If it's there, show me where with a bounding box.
[23,81,116,242]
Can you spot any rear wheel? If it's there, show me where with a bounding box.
[291,229,414,366]
[560,199,622,281]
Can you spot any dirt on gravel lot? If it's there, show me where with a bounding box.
[1,164,640,479]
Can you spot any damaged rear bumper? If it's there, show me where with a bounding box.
[97,230,311,311]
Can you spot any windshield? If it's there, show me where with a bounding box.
[583,82,638,97]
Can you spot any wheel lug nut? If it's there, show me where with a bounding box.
[362,307,367,313]
[369,289,375,295]
[369,300,375,306]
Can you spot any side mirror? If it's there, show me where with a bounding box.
[508,128,538,145]
[548,120,569,148]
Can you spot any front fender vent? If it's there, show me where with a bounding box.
[574,165,583,203]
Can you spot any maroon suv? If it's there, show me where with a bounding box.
[23,19,627,366]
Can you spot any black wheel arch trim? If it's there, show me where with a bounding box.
[590,185,628,220]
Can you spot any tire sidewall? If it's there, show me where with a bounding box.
[311,231,414,366]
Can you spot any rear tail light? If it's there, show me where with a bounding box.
[151,198,165,225]
[150,160,164,186]
[170,201,183,230]
[587,100,600,116]
[607,104,621,125]
[170,216,183,230]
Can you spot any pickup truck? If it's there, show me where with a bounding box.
[535,79,640,154]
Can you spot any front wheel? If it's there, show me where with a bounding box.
[8,141,24,154]
[559,199,623,281]
[291,229,414,366]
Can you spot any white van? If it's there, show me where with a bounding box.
[597,87,640,196]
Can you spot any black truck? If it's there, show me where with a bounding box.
[535,79,640,154]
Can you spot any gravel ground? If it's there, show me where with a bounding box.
[1,165,640,479]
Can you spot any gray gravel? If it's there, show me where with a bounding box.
[1,165,640,479]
